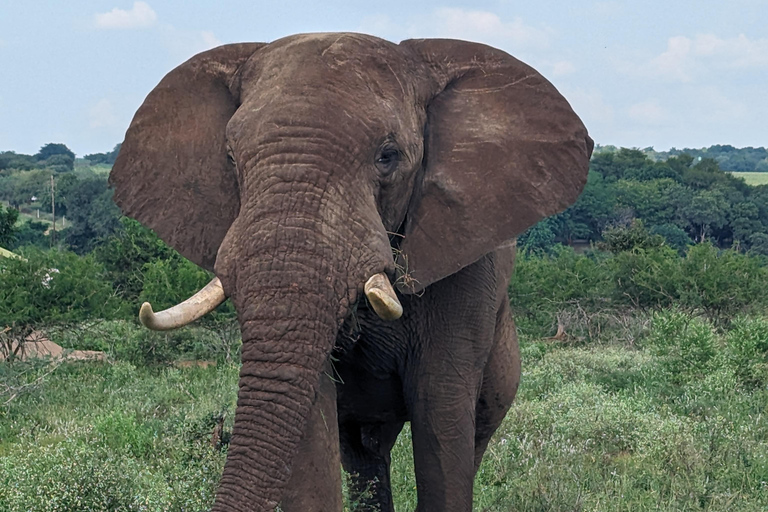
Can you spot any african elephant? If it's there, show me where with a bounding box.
[110,32,592,511]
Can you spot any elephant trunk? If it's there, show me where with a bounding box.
[212,163,393,511]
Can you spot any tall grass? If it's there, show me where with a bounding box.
[2,311,768,510]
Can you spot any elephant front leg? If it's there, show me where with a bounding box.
[280,363,343,512]
[410,374,481,512]
[406,255,500,512]
[340,420,404,512]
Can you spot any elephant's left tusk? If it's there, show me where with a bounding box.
[139,277,227,331]
[364,273,403,321]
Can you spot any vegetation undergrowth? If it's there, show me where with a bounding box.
[2,309,768,510]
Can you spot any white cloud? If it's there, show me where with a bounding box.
[639,33,768,82]
[693,86,747,123]
[428,8,552,50]
[161,27,225,61]
[646,36,693,81]
[94,2,157,30]
[88,99,119,129]
[201,31,222,49]
[551,60,576,76]
[628,99,668,125]
[693,33,768,68]
[561,87,615,125]
[358,9,552,52]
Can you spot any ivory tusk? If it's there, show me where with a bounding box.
[139,277,227,331]
[364,273,403,321]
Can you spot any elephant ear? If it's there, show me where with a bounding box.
[110,43,265,271]
[397,39,593,293]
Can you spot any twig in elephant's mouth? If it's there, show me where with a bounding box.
[390,246,423,297]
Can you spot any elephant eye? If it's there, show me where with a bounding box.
[226,146,236,167]
[375,147,401,176]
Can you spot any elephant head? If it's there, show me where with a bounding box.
[110,33,592,511]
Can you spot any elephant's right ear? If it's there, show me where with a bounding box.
[110,43,265,271]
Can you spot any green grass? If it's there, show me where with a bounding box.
[731,172,768,186]
[2,311,768,510]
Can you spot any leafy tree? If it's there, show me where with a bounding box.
[43,153,74,172]
[84,143,122,165]
[0,151,37,171]
[666,154,694,174]
[597,220,664,254]
[556,171,616,242]
[10,220,48,250]
[518,217,557,253]
[0,205,20,247]
[730,201,763,245]
[650,224,692,254]
[0,248,126,360]
[62,176,121,253]
[678,244,768,323]
[34,143,75,163]
[609,245,681,309]
[1,169,50,209]
[748,233,768,256]
[681,190,729,242]
[93,217,177,302]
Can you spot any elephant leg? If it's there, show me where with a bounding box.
[280,363,343,512]
[407,255,501,512]
[473,301,521,472]
[340,420,404,512]
[409,375,481,512]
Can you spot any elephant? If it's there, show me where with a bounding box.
[109,32,592,512]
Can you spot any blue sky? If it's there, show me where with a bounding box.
[1,1,766,156]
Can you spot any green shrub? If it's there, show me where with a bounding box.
[0,248,126,360]
[92,217,177,303]
[0,248,125,325]
[509,245,611,334]
[724,317,768,387]
[678,243,768,323]
[608,246,681,309]
[644,310,718,384]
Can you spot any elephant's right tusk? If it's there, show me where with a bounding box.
[139,277,227,331]
[364,273,403,321]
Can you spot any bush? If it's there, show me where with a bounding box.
[0,248,126,360]
[677,243,768,322]
[608,246,681,309]
[93,217,178,303]
[644,310,718,384]
[509,245,611,334]
[0,248,125,324]
[724,317,768,387]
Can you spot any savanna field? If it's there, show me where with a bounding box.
[3,146,768,510]
[3,244,768,511]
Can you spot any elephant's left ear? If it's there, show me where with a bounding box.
[396,39,593,293]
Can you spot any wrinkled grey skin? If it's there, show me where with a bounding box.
[110,33,592,511]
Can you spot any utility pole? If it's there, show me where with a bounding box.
[50,175,56,247]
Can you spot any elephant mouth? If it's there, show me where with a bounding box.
[138,272,402,331]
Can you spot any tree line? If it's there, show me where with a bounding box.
[521,147,768,255]
[600,144,768,173]
[3,141,768,264]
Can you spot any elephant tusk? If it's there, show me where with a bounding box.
[139,277,227,331]
[364,273,403,321]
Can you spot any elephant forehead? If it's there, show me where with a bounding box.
[240,33,418,99]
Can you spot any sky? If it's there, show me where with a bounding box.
[1,1,766,157]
